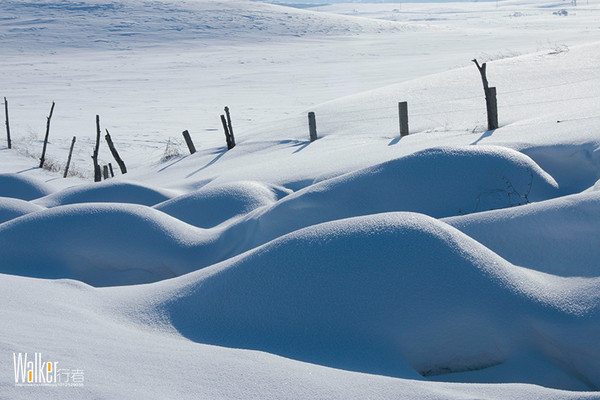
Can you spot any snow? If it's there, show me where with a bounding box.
[2,0,600,398]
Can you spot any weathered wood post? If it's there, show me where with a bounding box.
[308,112,317,142]
[102,165,109,180]
[39,101,55,168]
[220,115,234,150]
[224,106,235,147]
[398,101,409,137]
[92,115,102,182]
[472,59,498,131]
[63,136,76,178]
[181,130,196,154]
[105,129,127,174]
[108,163,115,177]
[4,97,11,149]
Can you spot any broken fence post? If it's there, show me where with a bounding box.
[182,130,196,154]
[4,97,11,149]
[63,136,76,178]
[92,115,102,182]
[398,101,409,137]
[308,112,317,142]
[39,101,55,168]
[102,165,109,180]
[220,115,234,150]
[472,59,499,131]
[224,106,236,147]
[105,129,127,174]
[108,163,115,178]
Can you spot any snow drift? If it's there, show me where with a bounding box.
[33,180,177,208]
[154,181,291,228]
[127,212,600,390]
[227,145,560,254]
[0,203,224,286]
[0,173,53,200]
[0,197,44,224]
[445,191,600,277]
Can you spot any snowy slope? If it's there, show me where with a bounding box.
[2,0,600,398]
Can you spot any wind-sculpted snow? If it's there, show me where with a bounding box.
[0,173,53,201]
[0,197,44,224]
[123,212,600,390]
[444,191,600,277]
[154,181,291,228]
[0,203,227,286]
[227,146,560,254]
[33,180,177,207]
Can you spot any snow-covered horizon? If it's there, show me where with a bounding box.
[2,0,600,398]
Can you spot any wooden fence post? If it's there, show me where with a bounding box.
[472,59,499,131]
[4,97,11,149]
[108,163,115,177]
[92,115,102,182]
[399,102,409,137]
[220,115,234,150]
[39,101,55,168]
[308,112,317,142]
[63,136,76,178]
[105,129,127,174]
[182,130,196,154]
[102,165,109,180]
[224,106,235,147]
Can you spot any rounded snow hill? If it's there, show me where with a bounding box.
[0,173,53,200]
[154,181,291,228]
[34,180,177,208]
[444,191,600,277]
[126,212,600,390]
[0,203,225,286]
[230,145,560,253]
[0,197,44,224]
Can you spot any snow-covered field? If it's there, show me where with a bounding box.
[2,0,600,398]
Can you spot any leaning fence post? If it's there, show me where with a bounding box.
[108,163,115,178]
[105,129,127,174]
[102,165,109,180]
[224,106,235,147]
[39,101,55,168]
[63,136,76,178]
[398,102,409,137]
[308,112,317,142]
[4,97,11,149]
[181,130,196,154]
[220,115,234,150]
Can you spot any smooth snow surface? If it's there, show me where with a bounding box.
[2,0,600,398]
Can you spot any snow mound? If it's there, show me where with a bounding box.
[445,191,600,277]
[0,173,53,200]
[154,181,291,228]
[133,212,600,389]
[0,197,44,224]
[231,145,559,253]
[33,180,177,208]
[0,203,221,286]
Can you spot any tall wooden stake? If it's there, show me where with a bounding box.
[102,165,109,180]
[472,59,498,131]
[4,97,11,149]
[224,106,235,147]
[108,163,115,177]
[182,130,196,154]
[63,136,76,178]
[92,115,102,182]
[105,129,127,174]
[399,102,409,137]
[308,112,317,142]
[39,101,55,168]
